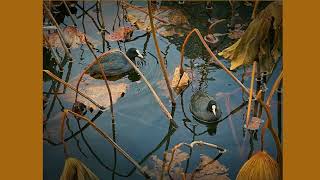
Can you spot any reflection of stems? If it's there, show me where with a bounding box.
[63,61,73,93]
[60,109,151,178]
[147,0,176,105]
[62,0,77,26]
[180,29,251,96]
[277,80,282,142]
[75,49,178,127]
[43,70,105,109]
[43,3,72,60]
[245,61,257,127]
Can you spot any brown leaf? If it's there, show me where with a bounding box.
[186,155,230,180]
[105,26,134,41]
[125,6,190,36]
[45,26,99,49]
[171,67,190,94]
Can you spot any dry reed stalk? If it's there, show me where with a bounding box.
[245,61,257,127]
[43,3,73,60]
[43,70,105,109]
[121,0,169,24]
[60,109,151,179]
[179,28,251,96]
[81,32,116,122]
[62,0,77,26]
[43,34,64,71]
[256,89,282,173]
[251,0,260,19]
[147,0,176,105]
[266,70,283,107]
[75,49,178,128]
[166,141,226,175]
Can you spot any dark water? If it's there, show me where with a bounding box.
[43,1,282,179]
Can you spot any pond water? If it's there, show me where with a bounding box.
[43,1,282,179]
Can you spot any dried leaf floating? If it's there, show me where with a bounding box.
[171,67,190,94]
[236,151,280,180]
[45,26,99,49]
[125,4,190,37]
[60,157,99,180]
[62,74,128,110]
[187,155,230,180]
[218,2,282,73]
[105,26,134,41]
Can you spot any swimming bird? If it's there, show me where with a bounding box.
[89,48,143,79]
[189,90,222,123]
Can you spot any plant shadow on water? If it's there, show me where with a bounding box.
[43,1,282,179]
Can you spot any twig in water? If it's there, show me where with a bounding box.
[245,61,257,127]
[147,0,176,105]
[43,3,73,60]
[43,70,105,110]
[180,28,252,97]
[60,109,151,179]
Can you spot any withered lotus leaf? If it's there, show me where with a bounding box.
[218,2,282,73]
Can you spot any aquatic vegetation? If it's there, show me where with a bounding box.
[43,1,283,179]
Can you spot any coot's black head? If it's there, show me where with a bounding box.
[207,100,218,116]
[126,48,144,60]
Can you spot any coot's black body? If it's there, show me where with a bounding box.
[189,91,222,123]
[88,48,143,79]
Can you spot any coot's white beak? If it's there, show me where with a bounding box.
[136,50,144,58]
[212,105,216,116]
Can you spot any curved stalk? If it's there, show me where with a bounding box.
[75,49,178,128]
[60,109,151,179]
[179,28,251,96]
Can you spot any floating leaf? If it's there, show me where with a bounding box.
[236,151,279,180]
[60,157,99,180]
[125,5,190,36]
[218,2,282,73]
[146,149,189,179]
[186,155,230,180]
[62,74,128,110]
[44,26,99,49]
[105,26,134,41]
[171,67,190,94]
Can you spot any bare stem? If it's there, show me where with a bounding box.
[180,28,251,96]
[147,0,176,105]
[266,70,283,107]
[251,0,260,19]
[75,49,178,128]
[62,0,77,26]
[245,61,257,127]
[43,70,105,109]
[43,3,73,60]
